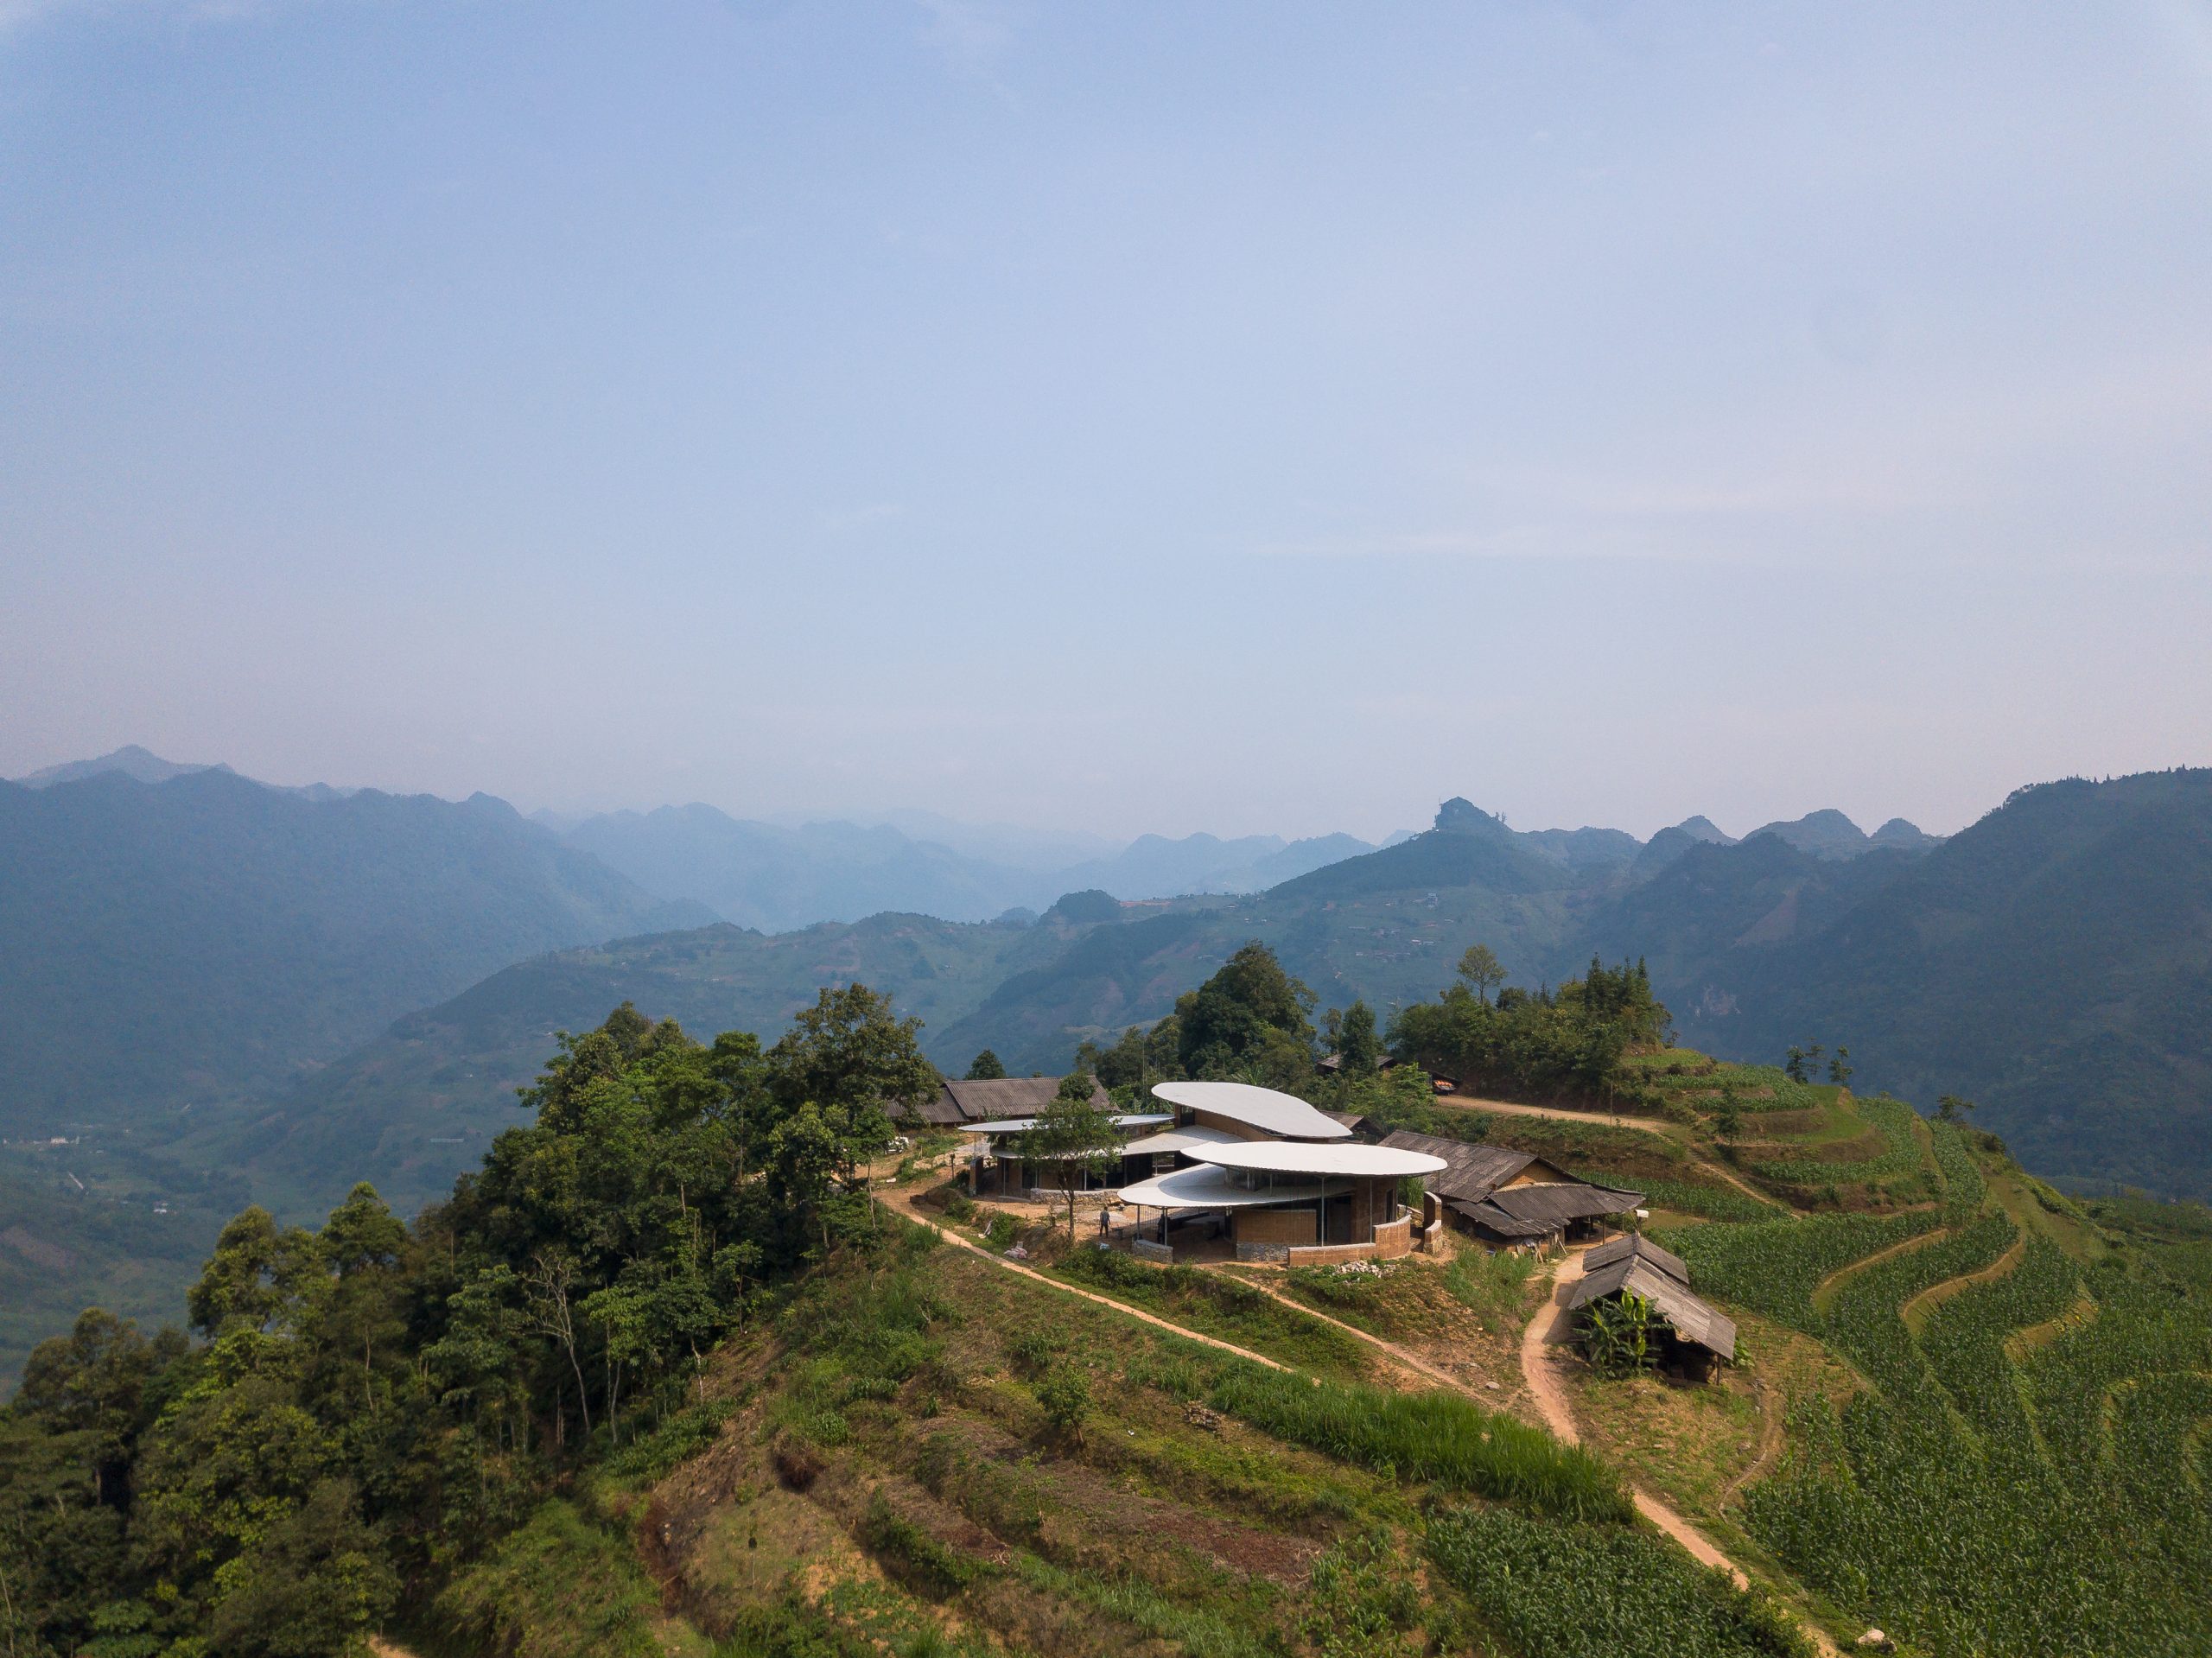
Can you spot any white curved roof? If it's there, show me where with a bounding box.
[1117,1123,1245,1157]
[1149,1080,1351,1140]
[963,1113,1170,1136]
[1192,1141,1446,1178]
[1118,1163,1349,1210]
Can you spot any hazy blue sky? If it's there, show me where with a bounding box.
[4,2,2209,842]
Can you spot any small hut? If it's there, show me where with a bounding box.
[1567,1233,1735,1380]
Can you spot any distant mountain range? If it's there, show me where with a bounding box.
[25,746,2202,1206]
[13,743,2207,1382]
[0,761,710,1134]
[553,803,1411,929]
[231,773,2209,1214]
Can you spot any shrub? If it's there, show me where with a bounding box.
[983,1213,1019,1250]
[1007,1324,1058,1375]
[1034,1365,1091,1437]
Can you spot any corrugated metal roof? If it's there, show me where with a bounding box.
[1584,1231,1688,1285]
[1568,1258,1736,1360]
[1444,1196,1553,1239]
[1480,1183,1643,1227]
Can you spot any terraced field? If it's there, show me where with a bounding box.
[1663,1121,2212,1657]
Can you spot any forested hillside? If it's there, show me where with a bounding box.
[10,982,2211,1658]
[0,768,707,1134]
[189,773,2212,1222]
[232,898,1129,1220]
[1631,772,2212,1197]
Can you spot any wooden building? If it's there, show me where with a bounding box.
[1567,1232,1736,1378]
[918,1074,1110,1128]
[1380,1128,1642,1253]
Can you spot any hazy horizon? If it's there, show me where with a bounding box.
[6,3,2209,842]
[3,736,2091,847]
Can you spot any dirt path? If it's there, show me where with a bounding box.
[873,1190,1841,1653]
[1199,1267,1493,1394]
[1718,1374,1787,1509]
[874,1187,1289,1372]
[1519,1248,1843,1655]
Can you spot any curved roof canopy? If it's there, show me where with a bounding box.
[963,1113,1169,1137]
[1117,1164,1349,1211]
[1149,1080,1351,1140]
[1118,1123,1246,1158]
[1192,1141,1447,1178]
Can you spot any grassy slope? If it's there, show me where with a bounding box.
[424,1217,1814,1658]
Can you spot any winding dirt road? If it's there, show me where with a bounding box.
[1519,1248,1842,1655]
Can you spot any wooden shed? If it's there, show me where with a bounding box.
[1567,1233,1736,1378]
[1379,1129,1642,1253]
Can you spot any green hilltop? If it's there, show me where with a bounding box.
[6,964,2209,1658]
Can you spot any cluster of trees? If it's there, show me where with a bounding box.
[1073,941,1323,1097]
[1055,938,1674,1118]
[0,988,938,1658]
[1387,949,1671,1107]
[1783,1042,1855,1085]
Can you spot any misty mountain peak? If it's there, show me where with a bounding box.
[1433,797,1510,835]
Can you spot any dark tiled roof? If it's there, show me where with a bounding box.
[1444,1196,1553,1239]
[1481,1183,1643,1227]
[1378,1129,1537,1202]
[1446,1183,1643,1238]
[1568,1258,1736,1360]
[919,1075,1111,1127]
[1584,1230,1687,1285]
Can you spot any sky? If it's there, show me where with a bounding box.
[3,1,2210,843]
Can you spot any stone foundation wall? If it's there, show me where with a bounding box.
[1131,1238,1173,1264]
[1236,1241,1292,1263]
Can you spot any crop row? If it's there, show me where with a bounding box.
[1584,1169,1779,1224]
[1749,1096,1926,1188]
[1917,1232,2080,1458]
[1660,1209,1940,1331]
[1927,1121,1986,1218]
[1200,1360,1634,1523]
[1425,1508,1809,1658]
[1744,1221,2212,1655]
[1818,1210,2017,1400]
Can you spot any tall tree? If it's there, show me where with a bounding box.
[1456,943,1507,1006]
[768,983,940,1124]
[1012,1070,1122,1240]
[965,1049,1007,1080]
[1336,1000,1382,1075]
[1175,942,1315,1079]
